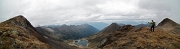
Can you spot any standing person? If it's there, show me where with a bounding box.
[149,20,155,32]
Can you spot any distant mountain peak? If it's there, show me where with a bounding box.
[157,18,179,27]
[97,23,120,35]
[111,23,119,25]
[61,24,68,26]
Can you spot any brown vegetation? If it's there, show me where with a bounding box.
[0,15,53,49]
[88,18,180,49]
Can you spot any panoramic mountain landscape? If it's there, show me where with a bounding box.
[1,15,180,49]
[1,0,180,49]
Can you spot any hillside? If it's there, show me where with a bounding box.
[0,15,53,49]
[88,18,180,49]
[36,24,99,40]
[88,23,122,48]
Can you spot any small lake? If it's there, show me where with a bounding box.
[74,40,88,46]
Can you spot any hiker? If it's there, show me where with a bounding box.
[149,20,155,32]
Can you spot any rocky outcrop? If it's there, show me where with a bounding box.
[118,25,135,32]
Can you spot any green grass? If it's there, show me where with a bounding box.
[1,46,6,49]
[172,43,180,49]
[0,37,3,40]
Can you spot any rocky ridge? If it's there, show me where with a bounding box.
[88,18,180,49]
[0,15,54,49]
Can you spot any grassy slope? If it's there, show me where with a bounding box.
[102,27,180,49]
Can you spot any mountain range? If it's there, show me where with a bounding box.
[36,24,99,40]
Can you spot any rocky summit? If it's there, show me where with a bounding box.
[157,18,179,27]
[0,15,54,49]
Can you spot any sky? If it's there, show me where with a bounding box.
[0,0,180,26]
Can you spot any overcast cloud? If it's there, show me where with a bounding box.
[0,0,180,26]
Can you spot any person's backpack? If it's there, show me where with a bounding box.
[153,22,156,26]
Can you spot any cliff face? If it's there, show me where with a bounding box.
[0,15,54,49]
[88,18,180,49]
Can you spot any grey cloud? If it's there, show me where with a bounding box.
[0,0,180,26]
[138,0,180,23]
[138,0,171,11]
